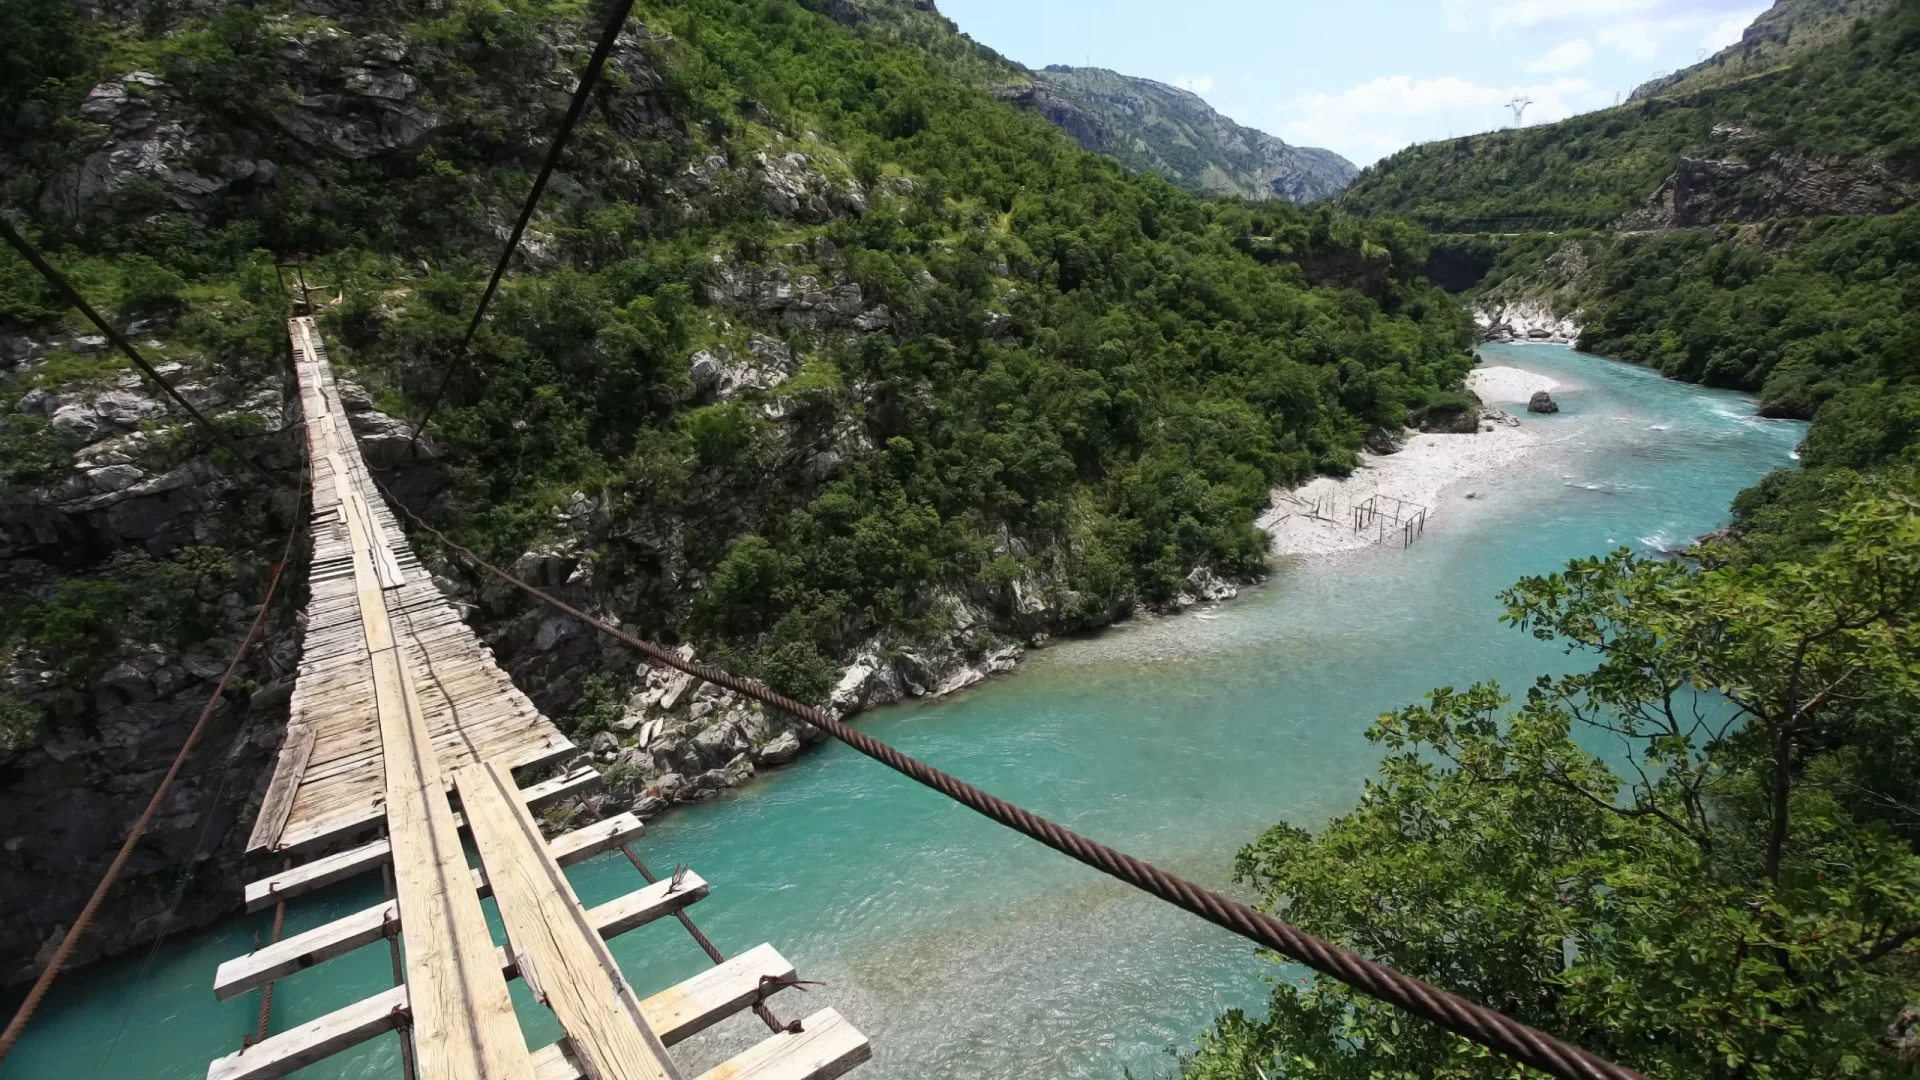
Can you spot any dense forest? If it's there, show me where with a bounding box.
[0,0,1469,729]
[1187,2,1920,1076]
[1337,0,1920,231]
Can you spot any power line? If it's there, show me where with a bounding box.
[404,0,640,459]
[0,214,289,490]
[379,480,1648,1080]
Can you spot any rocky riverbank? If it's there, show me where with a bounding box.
[1258,364,1565,559]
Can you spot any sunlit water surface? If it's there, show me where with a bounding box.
[3,346,1804,1080]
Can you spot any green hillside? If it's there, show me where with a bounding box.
[1631,0,1900,99]
[0,0,1466,708]
[1338,0,1920,231]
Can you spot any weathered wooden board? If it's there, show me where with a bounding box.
[217,815,649,1000]
[458,760,681,1080]
[207,935,795,1080]
[248,317,573,854]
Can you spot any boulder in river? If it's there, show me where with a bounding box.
[1528,390,1560,414]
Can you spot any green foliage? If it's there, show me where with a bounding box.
[0,692,41,753]
[1189,482,1920,1079]
[1574,211,1920,417]
[1340,0,1920,230]
[565,671,626,737]
[4,547,235,682]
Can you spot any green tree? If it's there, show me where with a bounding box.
[1189,482,1920,1079]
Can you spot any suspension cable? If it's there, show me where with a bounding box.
[0,214,289,489]
[0,505,304,1065]
[404,0,639,459]
[376,482,1646,1080]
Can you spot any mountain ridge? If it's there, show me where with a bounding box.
[1014,66,1357,204]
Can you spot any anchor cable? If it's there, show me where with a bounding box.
[0,214,289,489]
[377,481,1647,1080]
[404,0,639,459]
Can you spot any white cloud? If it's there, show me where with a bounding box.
[1598,20,1663,59]
[1702,7,1766,50]
[1276,74,1609,166]
[1446,0,1760,33]
[1527,38,1594,73]
[1172,75,1215,94]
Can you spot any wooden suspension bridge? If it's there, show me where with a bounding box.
[205,316,871,1080]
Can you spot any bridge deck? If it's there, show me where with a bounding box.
[249,318,573,853]
[209,316,868,1080]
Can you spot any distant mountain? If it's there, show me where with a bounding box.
[1005,67,1357,204]
[790,2,1357,203]
[1631,0,1900,100]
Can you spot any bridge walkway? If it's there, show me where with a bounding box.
[204,317,869,1080]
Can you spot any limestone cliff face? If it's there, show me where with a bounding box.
[1015,67,1357,204]
[1618,148,1917,228]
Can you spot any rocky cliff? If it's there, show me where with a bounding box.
[1631,0,1900,100]
[1013,67,1357,204]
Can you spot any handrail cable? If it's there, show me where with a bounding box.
[376,480,1647,1080]
[0,214,288,489]
[404,0,639,459]
[0,502,304,1065]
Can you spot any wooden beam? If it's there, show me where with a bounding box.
[529,1009,870,1080]
[343,457,534,1080]
[207,934,788,1080]
[457,760,681,1080]
[215,815,647,1000]
[267,755,591,856]
[206,985,406,1080]
[243,805,637,912]
[643,943,796,1045]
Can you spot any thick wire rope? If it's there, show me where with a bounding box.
[0,214,289,489]
[0,503,304,1065]
[403,0,639,460]
[375,482,1647,1080]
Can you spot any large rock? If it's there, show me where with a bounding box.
[1528,390,1561,414]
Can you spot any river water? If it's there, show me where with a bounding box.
[1,345,1804,1080]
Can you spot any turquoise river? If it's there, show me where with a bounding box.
[2,344,1805,1080]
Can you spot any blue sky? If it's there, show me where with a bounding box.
[936,0,1772,167]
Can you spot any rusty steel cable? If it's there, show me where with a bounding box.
[253,857,292,1044]
[404,0,639,460]
[0,515,302,1066]
[380,857,418,1080]
[572,795,790,1033]
[0,214,289,489]
[378,487,1647,1080]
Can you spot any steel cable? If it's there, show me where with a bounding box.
[404,0,639,459]
[378,483,1646,1080]
[0,510,303,1065]
[0,214,290,489]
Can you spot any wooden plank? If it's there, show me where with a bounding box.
[644,943,797,1045]
[242,789,627,910]
[340,438,531,1080]
[215,901,397,1002]
[206,985,406,1080]
[583,869,710,940]
[271,756,590,856]
[244,838,391,912]
[531,1010,869,1080]
[212,941,799,1080]
[457,760,681,1080]
[217,817,650,1000]
[690,1010,870,1080]
[247,722,314,854]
